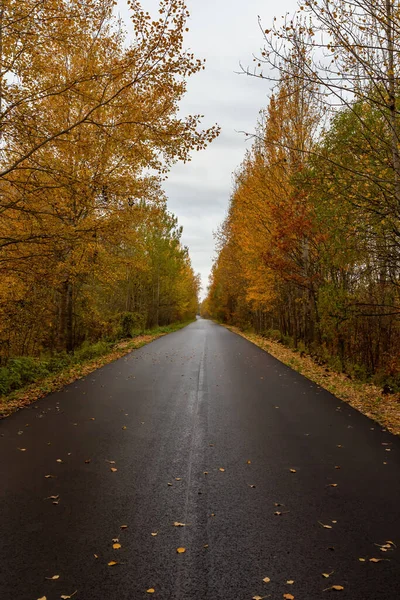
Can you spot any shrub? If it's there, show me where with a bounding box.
[73,340,111,363]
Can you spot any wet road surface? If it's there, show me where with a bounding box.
[1,318,399,599]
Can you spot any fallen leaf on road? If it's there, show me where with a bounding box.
[287,580,294,584]
[252,596,264,600]
[37,597,47,600]
[324,585,344,591]
[106,460,116,464]
[84,459,91,464]
[219,468,225,472]
[60,592,77,599]
[369,558,383,563]
[290,469,296,473]
[334,466,341,469]
[174,522,186,527]
[56,459,63,463]
[203,471,208,475]
[113,543,121,549]
[336,445,342,448]
[319,522,333,529]
[45,575,60,580]
[90,418,95,421]
[146,589,155,594]
[151,532,158,537]
[249,485,256,488]
[108,561,118,566]
[175,477,181,481]
[247,460,251,464]
[262,577,270,583]
[110,467,117,472]
[328,484,338,487]
[358,558,366,562]
[204,544,209,548]
[176,547,186,553]
[18,448,27,451]
[120,525,128,529]
[94,554,98,559]
[45,475,56,479]
[122,426,127,430]
[45,495,59,501]
[322,572,334,578]
[284,594,295,599]
[167,482,172,486]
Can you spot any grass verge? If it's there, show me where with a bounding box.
[223,324,400,436]
[0,320,193,419]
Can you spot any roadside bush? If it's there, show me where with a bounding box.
[265,329,281,341]
[73,340,111,363]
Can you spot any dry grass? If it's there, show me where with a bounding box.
[224,325,400,436]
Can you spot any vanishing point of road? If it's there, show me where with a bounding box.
[1,318,399,599]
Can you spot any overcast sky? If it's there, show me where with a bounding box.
[117,0,299,298]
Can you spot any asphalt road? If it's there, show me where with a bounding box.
[1,318,399,600]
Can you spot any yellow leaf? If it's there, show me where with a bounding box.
[108,561,118,566]
[37,597,47,600]
[175,477,181,481]
[120,525,128,529]
[147,589,155,594]
[284,594,295,599]
[319,522,333,529]
[358,558,366,562]
[113,543,121,549]
[203,471,208,475]
[369,558,383,563]
[176,547,186,553]
[18,448,27,451]
[219,468,225,472]
[167,482,173,486]
[45,575,59,580]
[173,522,186,527]
[110,467,117,472]
[290,469,296,473]
[94,554,98,559]
[263,577,270,583]
[56,459,63,463]
[332,585,344,590]
[287,580,294,584]
[249,484,256,488]
[45,475,55,478]
[90,418,95,421]
[247,460,251,464]
[253,596,263,600]
[122,426,127,430]
[60,592,77,599]
[151,532,158,536]
[328,484,338,487]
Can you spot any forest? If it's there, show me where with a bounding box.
[204,0,400,391]
[0,0,218,394]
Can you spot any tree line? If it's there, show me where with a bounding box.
[0,0,218,362]
[204,0,399,389]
